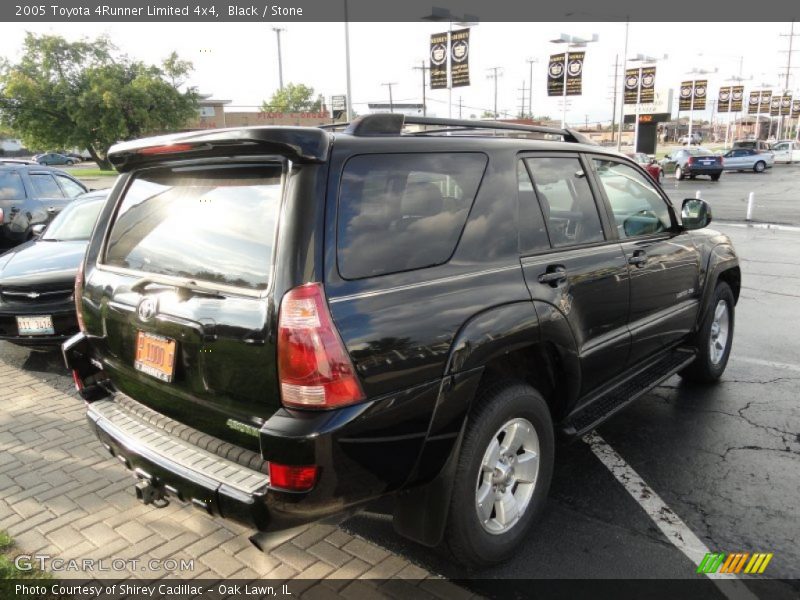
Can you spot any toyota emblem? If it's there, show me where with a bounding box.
[137,297,158,321]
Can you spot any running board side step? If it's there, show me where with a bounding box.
[562,348,696,438]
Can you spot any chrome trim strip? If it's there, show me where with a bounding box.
[328,264,521,304]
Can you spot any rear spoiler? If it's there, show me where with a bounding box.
[107,126,331,172]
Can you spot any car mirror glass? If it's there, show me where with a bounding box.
[31,223,47,237]
[681,198,712,230]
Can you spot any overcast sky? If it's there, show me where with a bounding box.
[2,21,796,126]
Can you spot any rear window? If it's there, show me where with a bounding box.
[104,164,283,291]
[30,173,65,197]
[337,153,487,279]
[687,148,713,156]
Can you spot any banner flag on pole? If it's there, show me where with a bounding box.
[748,91,760,115]
[692,80,707,110]
[547,53,566,97]
[429,32,448,90]
[639,66,656,103]
[565,51,585,96]
[449,28,470,88]
[679,81,694,111]
[731,86,744,112]
[718,86,732,113]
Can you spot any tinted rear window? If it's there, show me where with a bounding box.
[104,164,283,290]
[0,171,26,200]
[337,153,487,279]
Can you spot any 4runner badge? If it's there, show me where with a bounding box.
[226,419,260,438]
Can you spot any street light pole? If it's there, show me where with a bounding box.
[526,58,538,117]
[549,33,599,129]
[272,27,286,90]
[343,0,354,121]
[616,18,629,152]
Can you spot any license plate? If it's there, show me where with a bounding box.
[134,331,177,382]
[16,315,54,336]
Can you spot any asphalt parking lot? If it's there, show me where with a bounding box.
[1,177,798,596]
[661,163,800,226]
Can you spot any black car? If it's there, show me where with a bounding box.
[0,163,88,248]
[65,115,740,567]
[660,147,724,181]
[0,190,106,348]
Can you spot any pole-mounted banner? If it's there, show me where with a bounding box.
[779,94,792,116]
[565,51,585,96]
[792,99,800,118]
[679,81,693,111]
[718,86,732,113]
[731,86,744,112]
[430,32,448,90]
[547,53,566,97]
[624,68,640,105]
[639,66,656,103]
[692,80,707,110]
[748,91,760,115]
[759,90,773,114]
[449,28,470,88]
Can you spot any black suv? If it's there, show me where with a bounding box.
[64,115,740,567]
[0,162,88,247]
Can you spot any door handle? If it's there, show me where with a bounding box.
[47,206,57,213]
[628,251,648,267]
[538,266,567,286]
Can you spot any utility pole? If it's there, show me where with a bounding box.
[343,0,353,121]
[412,61,430,116]
[381,82,397,112]
[487,67,502,118]
[779,20,799,139]
[526,58,538,117]
[518,81,528,118]
[272,27,286,90]
[609,54,620,143]
[616,18,630,151]
[458,96,463,118]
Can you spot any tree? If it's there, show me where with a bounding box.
[262,83,323,113]
[0,34,198,170]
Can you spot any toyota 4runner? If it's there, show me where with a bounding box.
[64,114,740,567]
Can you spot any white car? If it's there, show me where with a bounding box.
[771,140,800,164]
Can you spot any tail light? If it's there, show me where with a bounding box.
[71,370,84,392]
[268,463,318,492]
[74,257,86,333]
[0,208,4,224]
[687,157,695,165]
[277,283,365,409]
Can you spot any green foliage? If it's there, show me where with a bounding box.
[0,530,49,580]
[262,83,323,113]
[0,33,199,169]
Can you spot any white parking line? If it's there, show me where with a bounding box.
[583,431,760,600]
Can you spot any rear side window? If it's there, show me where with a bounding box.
[104,164,283,290]
[337,153,487,279]
[30,173,65,198]
[0,171,26,200]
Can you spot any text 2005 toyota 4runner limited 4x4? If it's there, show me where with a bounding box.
[64,115,739,567]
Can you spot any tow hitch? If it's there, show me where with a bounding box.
[134,479,168,507]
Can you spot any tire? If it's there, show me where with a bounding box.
[753,161,766,173]
[674,166,684,180]
[444,380,554,568]
[711,173,721,181]
[679,282,735,383]
[65,160,74,166]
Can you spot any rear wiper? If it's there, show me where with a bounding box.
[130,277,225,299]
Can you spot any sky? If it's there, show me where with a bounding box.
[1,21,796,126]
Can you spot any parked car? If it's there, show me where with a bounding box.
[33,152,77,166]
[721,148,774,173]
[627,152,663,183]
[0,190,106,348]
[678,132,702,145]
[661,147,724,181]
[771,140,800,163]
[732,139,771,152]
[64,115,739,568]
[0,164,88,247]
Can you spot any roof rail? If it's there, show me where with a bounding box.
[329,114,594,144]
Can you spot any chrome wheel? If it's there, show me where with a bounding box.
[475,418,539,535]
[709,300,730,365]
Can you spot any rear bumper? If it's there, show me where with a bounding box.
[685,166,723,176]
[87,399,278,530]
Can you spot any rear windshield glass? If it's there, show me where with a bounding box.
[687,148,713,156]
[104,164,282,290]
[337,153,487,279]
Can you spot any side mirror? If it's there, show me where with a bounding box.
[31,223,47,238]
[681,198,712,230]
[663,154,670,159]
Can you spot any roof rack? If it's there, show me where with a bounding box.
[327,113,594,144]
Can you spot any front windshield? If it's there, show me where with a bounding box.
[42,199,104,241]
